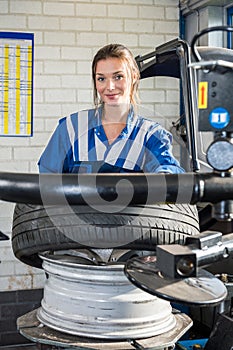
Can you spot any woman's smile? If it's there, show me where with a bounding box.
[105,93,120,101]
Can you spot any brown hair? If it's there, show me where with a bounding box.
[92,43,140,111]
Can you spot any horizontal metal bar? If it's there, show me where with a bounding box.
[0,172,232,206]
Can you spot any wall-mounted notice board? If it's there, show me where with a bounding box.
[0,32,34,137]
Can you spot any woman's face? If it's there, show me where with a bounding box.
[95,57,131,107]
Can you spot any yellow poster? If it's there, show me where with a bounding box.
[0,32,33,136]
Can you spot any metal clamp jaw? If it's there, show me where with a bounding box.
[156,231,233,279]
[124,231,233,306]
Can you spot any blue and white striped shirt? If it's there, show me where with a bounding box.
[38,107,184,174]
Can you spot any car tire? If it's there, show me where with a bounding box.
[12,203,199,268]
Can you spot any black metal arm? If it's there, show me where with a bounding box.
[0,172,232,206]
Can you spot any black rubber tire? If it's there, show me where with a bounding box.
[12,203,199,268]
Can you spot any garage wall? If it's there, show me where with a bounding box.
[0,0,180,292]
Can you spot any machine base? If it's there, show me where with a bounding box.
[17,308,193,350]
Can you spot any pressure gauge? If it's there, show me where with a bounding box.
[206,139,233,171]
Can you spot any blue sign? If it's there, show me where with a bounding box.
[209,107,230,129]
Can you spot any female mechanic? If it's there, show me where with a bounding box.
[38,43,184,174]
